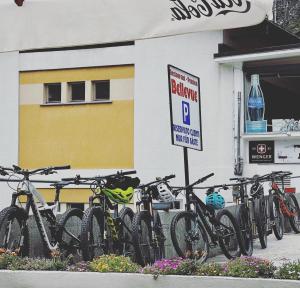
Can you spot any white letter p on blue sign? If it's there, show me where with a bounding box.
[182,101,190,125]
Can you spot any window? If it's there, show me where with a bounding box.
[69,82,85,102]
[244,62,300,134]
[93,80,110,101]
[45,83,61,103]
[67,203,85,211]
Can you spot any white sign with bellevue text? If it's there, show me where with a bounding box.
[168,65,202,151]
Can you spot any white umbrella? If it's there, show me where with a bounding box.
[0,0,274,52]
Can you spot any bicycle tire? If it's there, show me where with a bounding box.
[286,194,300,233]
[254,198,267,249]
[153,211,165,261]
[216,208,244,259]
[0,206,29,256]
[132,211,155,266]
[170,211,209,263]
[57,208,83,261]
[118,207,135,259]
[271,197,284,240]
[235,205,253,256]
[81,206,105,261]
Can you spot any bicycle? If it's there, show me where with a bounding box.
[0,165,84,259]
[170,173,245,264]
[266,171,300,235]
[62,171,140,261]
[230,175,268,253]
[132,174,176,266]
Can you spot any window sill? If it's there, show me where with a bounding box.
[40,100,112,107]
[242,132,300,141]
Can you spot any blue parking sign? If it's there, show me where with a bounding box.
[182,101,190,125]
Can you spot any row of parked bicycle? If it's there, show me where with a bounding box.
[0,165,299,266]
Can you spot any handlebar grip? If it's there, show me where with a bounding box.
[0,170,8,176]
[52,165,71,171]
[13,165,21,171]
[200,173,214,183]
[163,174,176,181]
[61,177,75,181]
[120,170,136,176]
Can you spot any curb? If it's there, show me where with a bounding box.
[0,271,299,288]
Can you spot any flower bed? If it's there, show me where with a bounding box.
[0,252,300,281]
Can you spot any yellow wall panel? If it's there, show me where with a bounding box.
[19,188,134,204]
[19,101,134,169]
[20,65,134,84]
[19,188,92,203]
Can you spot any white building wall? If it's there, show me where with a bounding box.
[0,51,19,207]
[134,31,238,203]
[1,33,299,210]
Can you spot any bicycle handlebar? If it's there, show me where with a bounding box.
[0,164,71,178]
[230,171,293,184]
[163,174,176,181]
[62,170,137,182]
[121,170,137,176]
[172,173,214,197]
[198,173,215,184]
[0,166,14,176]
[138,174,176,189]
[52,165,71,171]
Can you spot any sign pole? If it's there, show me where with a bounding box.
[183,147,190,211]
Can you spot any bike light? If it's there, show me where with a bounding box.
[285,187,296,193]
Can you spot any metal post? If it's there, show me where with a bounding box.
[183,147,190,210]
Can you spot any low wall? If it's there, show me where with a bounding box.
[1,271,300,288]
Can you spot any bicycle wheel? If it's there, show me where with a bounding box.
[132,211,155,266]
[270,196,284,240]
[118,207,135,259]
[216,209,243,259]
[153,211,165,261]
[0,206,29,256]
[254,197,267,249]
[170,211,209,263]
[81,206,105,261]
[235,205,253,256]
[286,194,300,233]
[57,208,83,261]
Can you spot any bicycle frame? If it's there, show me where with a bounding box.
[88,189,134,251]
[234,182,254,228]
[188,191,236,244]
[11,180,60,253]
[269,179,296,217]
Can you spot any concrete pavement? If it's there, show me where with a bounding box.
[209,232,300,266]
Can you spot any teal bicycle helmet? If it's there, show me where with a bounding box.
[205,192,225,210]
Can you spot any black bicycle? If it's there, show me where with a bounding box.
[62,171,140,261]
[170,173,245,263]
[248,175,271,249]
[0,165,84,259]
[230,177,258,255]
[132,174,175,266]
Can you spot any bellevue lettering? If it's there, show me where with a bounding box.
[170,0,251,21]
[171,79,198,102]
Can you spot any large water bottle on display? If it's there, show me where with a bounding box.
[247,74,265,121]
